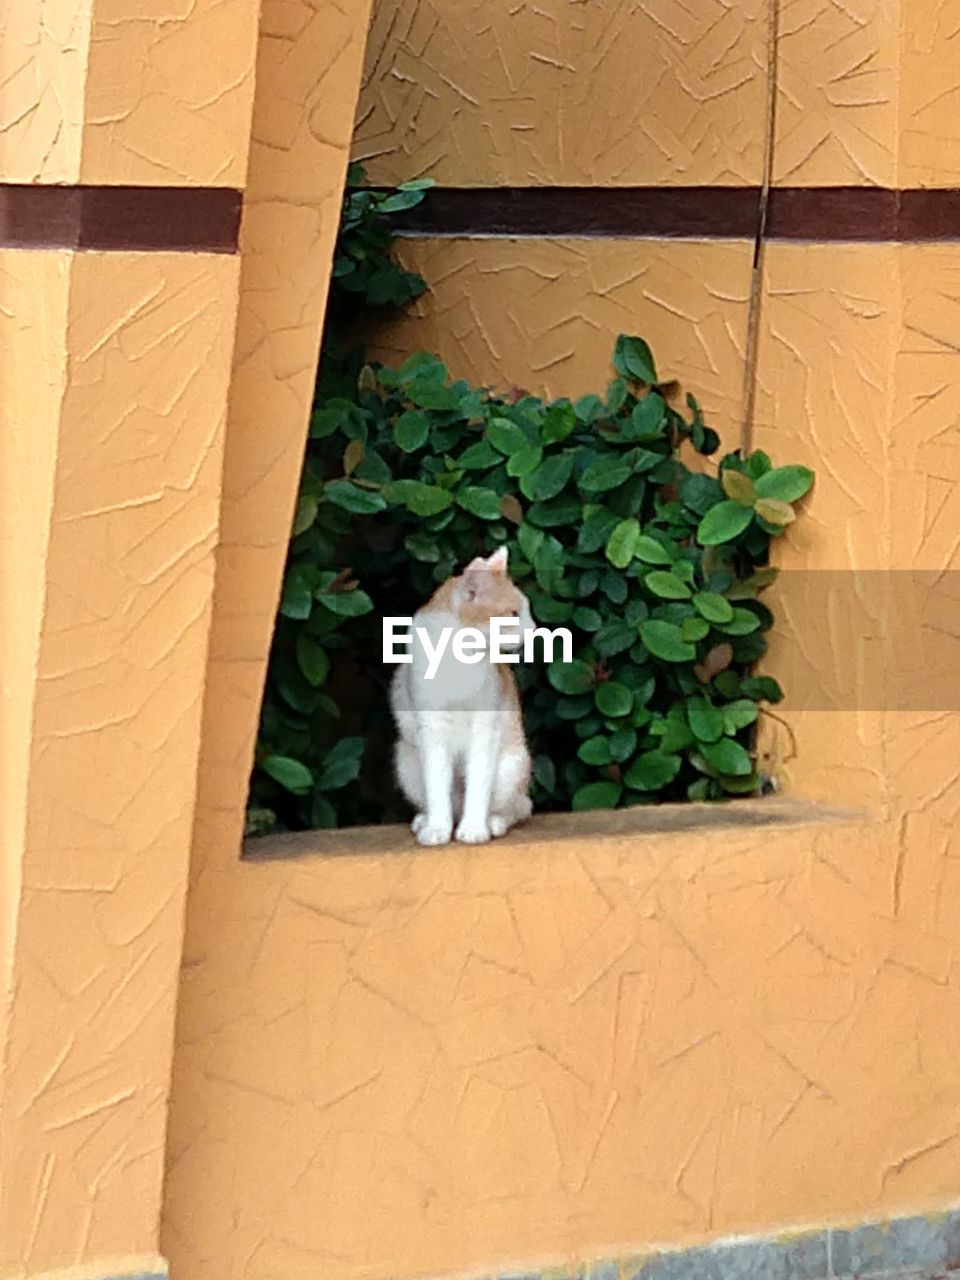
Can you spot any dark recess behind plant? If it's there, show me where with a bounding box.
[246,166,812,836]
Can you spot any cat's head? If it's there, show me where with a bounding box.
[453,547,534,649]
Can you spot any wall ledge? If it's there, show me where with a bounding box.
[244,795,871,863]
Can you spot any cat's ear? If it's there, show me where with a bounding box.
[458,562,488,603]
[485,546,508,573]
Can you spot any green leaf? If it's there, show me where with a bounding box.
[343,439,364,475]
[609,728,637,762]
[521,453,574,501]
[316,736,365,790]
[740,675,783,703]
[542,403,577,444]
[393,410,430,452]
[628,393,667,441]
[701,737,753,776]
[261,755,313,795]
[506,444,543,477]
[556,694,593,720]
[639,619,696,662]
[578,735,612,766]
[719,772,761,795]
[457,486,502,519]
[578,508,619,553]
[698,500,754,546]
[384,479,454,516]
[548,660,595,694]
[660,715,695,752]
[573,605,603,631]
[624,750,681,791]
[407,381,461,411]
[754,497,795,526]
[693,592,734,623]
[527,493,581,526]
[595,682,633,717]
[292,494,319,536]
[613,334,658,384]
[754,465,814,502]
[487,417,529,455]
[681,615,710,642]
[574,394,605,424]
[315,587,374,617]
[687,698,724,743]
[517,523,544,562]
[606,518,640,568]
[594,619,636,656]
[727,567,779,599]
[601,570,627,604]
[459,440,500,469]
[280,565,316,619]
[633,535,674,565]
[325,479,388,514]
[533,755,556,793]
[572,780,622,811]
[644,570,691,600]
[722,699,759,733]
[580,457,632,493]
[405,532,440,562]
[296,633,329,686]
[718,607,761,635]
[721,469,756,505]
[746,450,773,479]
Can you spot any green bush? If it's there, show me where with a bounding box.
[246,170,812,836]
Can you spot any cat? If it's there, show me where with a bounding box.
[390,546,535,846]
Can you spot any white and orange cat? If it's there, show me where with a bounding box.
[390,547,534,845]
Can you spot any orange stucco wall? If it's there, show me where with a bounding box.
[354,0,947,189]
[4,0,960,1277]
[0,0,256,1273]
[0,249,242,1278]
[158,0,960,1277]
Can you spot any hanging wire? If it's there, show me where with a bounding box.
[740,0,781,453]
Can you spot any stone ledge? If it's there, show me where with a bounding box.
[455,1212,960,1280]
[245,795,870,862]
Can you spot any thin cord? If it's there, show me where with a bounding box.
[740,0,781,453]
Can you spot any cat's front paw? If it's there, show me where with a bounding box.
[455,818,491,844]
[489,813,511,838]
[414,818,452,846]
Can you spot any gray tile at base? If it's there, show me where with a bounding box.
[101,1273,166,1280]
[830,1214,960,1276]
[622,1233,829,1280]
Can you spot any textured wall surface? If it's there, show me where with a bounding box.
[169,0,373,911]
[354,0,767,187]
[375,237,752,445]
[773,0,897,187]
[82,0,259,185]
[353,0,918,189]
[164,802,960,1280]
[0,0,258,184]
[158,2,960,1279]
[164,220,960,1278]
[0,0,90,181]
[162,0,375,1263]
[900,0,960,187]
[0,251,239,1276]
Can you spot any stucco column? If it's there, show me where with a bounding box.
[0,0,258,1272]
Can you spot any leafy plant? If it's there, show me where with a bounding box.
[246,175,813,836]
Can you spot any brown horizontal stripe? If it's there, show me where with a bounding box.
[396,186,960,242]
[0,185,241,253]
